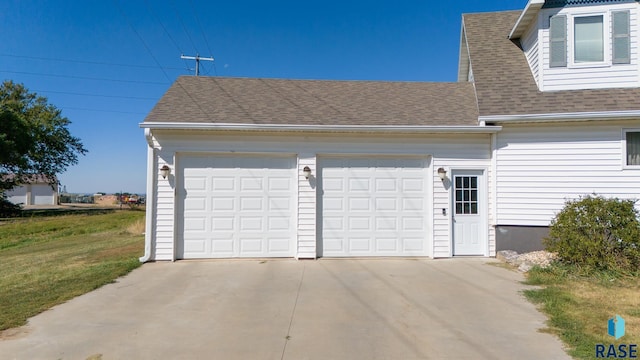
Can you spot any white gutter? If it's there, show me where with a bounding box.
[140,122,502,133]
[480,110,640,123]
[139,128,155,263]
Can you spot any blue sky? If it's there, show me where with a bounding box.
[0,0,526,194]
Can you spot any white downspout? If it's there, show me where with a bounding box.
[139,128,156,263]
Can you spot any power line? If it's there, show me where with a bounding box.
[0,53,183,71]
[143,0,185,56]
[187,0,217,76]
[33,89,157,100]
[170,0,199,54]
[61,106,147,115]
[113,0,211,121]
[0,70,169,85]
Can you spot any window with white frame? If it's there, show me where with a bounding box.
[625,130,640,166]
[550,10,630,68]
[574,15,604,63]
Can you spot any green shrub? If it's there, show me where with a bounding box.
[544,195,640,273]
[0,196,21,217]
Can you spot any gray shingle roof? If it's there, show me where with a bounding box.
[144,76,479,126]
[464,11,640,117]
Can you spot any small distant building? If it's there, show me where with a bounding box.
[5,175,58,206]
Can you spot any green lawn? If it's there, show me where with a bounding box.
[0,210,145,331]
[524,265,640,359]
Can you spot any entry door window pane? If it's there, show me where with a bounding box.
[455,176,478,215]
[574,15,604,63]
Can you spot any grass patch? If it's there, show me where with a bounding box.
[0,211,145,331]
[523,264,640,359]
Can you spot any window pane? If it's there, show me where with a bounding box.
[627,132,640,166]
[471,190,477,202]
[471,203,478,214]
[470,177,477,189]
[456,203,463,214]
[455,177,462,188]
[456,190,463,201]
[464,190,470,201]
[464,203,471,214]
[463,177,469,188]
[575,16,603,62]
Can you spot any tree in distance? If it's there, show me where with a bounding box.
[0,80,87,208]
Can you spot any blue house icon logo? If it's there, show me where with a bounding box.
[608,315,626,340]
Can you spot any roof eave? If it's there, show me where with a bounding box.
[509,0,545,40]
[140,122,502,134]
[480,110,640,123]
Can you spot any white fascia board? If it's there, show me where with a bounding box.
[509,0,545,40]
[480,110,640,123]
[140,122,502,134]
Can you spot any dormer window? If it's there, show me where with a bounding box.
[574,15,604,63]
[549,10,630,68]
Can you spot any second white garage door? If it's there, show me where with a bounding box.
[319,157,429,257]
[178,154,296,259]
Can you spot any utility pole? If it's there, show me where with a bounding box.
[181,54,214,76]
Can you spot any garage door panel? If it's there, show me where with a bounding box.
[212,217,234,231]
[349,198,370,211]
[185,197,206,211]
[184,239,206,253]
[212,177,234,191]
[240,217,263,231]
[403,238,424,252]
[240,177,263,191]
[320,157,429,257]
[179,155,295,259]
[240,197,263,211]
[376,238,397,251]
[350,238,371,252]
[184,217,206,231]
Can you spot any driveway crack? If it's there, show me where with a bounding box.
[280,262,306,360]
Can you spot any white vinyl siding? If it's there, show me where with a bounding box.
[495,122,640,226]
[522,20,541,86]
[154,150,176,261]
[146,131,494,260]
[297,153,317,259]
[540,4,639,91]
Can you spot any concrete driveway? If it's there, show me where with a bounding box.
[0,258,570,360]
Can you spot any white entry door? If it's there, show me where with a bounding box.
[319,157,429,257]
[178,154,296,259]
[452,170,486,256]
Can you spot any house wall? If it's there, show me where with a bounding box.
[5,183,57,206]
[5,186,28,205]
[522,19,541,88]
[145,130,493,261]
[538,3,639,91]
[495,120,640,229]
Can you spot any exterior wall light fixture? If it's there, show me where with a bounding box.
[160,165,171,179]
[437,167,447,182]
[303,166,312,179]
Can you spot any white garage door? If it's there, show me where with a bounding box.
[31,184,54,205]
[178,154,296,259]
[319,157,429,257]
